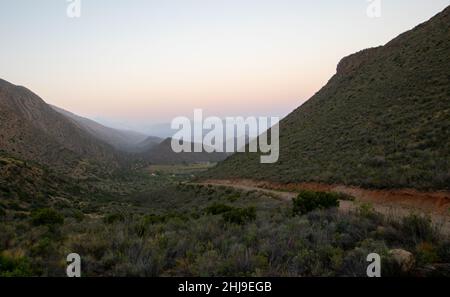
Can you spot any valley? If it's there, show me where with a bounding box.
[1,5,450,278]
[1,164,449,277]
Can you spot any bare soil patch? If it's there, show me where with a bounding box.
[197,179,450,233]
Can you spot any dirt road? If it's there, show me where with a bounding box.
[195,179,450,233]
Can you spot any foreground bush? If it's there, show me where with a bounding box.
[292,190,340,215]
[222,207,256,225]
[205,203,256,225]
[30,208,64,227]
[205,203,234,215]
[103,213,126,224]
[0,254,34,277]
[400,214,437,245]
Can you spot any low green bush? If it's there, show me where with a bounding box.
[292,190,340,215]
[142,214,166,225]
[103,213,126,224]
[8,201,25,211]
[0,254,34,277]
[222,207,256,225]
[400,214,436,245]
[416,242,439,265]
[31,208,64,226]
[205,203,234,215]
[437,242,450,262]
[204,203,256,225]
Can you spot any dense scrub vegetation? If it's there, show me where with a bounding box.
[292,191,340,215]
[1,164,449,277]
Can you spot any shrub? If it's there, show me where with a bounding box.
[0,254,34,277]
[31,208,64,226]
[437,242,450,262]
[334,192,355,201]
[204,203,256,225]
[8,201,24,211]
[30,238,56,257]
[0,225,15,250]
[292,190,340,215]
[205,203,234,215]
[222,207,256,225]
[226,194,240,202]
[103,213,126,224]
[72,210,85,222]
[142,214,165,225]
[416,242,439,265]
[356,203,381,222]
[400,214,436,245]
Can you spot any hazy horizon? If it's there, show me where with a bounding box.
[1,0,449,133]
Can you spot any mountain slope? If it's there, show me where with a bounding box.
[140,138,229,165]
[0,151,86,203]
[206,6,450,190]
[0,79,119,174]
[133,136,164,153]
[51,105,161,153]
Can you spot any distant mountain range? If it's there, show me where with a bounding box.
[206,6,450,190]
[50,105,163,153]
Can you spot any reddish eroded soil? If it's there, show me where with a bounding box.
[199,179,450,217]
[197,179,450,234]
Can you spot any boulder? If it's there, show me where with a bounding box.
[389,249,415,272]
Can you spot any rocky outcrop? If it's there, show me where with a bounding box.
[336,47,381,76]
[389,249,415,273]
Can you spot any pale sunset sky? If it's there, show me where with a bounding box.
[1,0,449,132]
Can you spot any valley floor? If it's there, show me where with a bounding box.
[197,179,450,234]
[1,165,450,277]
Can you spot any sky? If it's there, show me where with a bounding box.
[0,0,449,133]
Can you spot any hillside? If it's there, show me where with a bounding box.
[206,6,450,190]
[133,136,165,153]
[0,79,120,174]
[140,138,229,165]
[51,105,161,153]
[0,151,87,204]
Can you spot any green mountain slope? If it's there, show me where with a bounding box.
[206,6,450,190]
[0,151,86,207]
[0,79,120,175]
